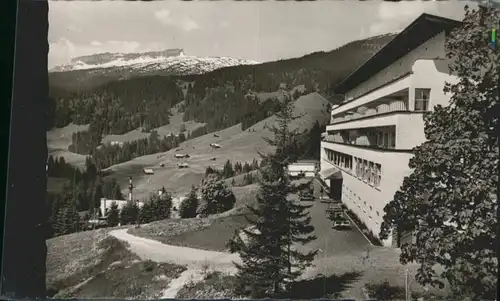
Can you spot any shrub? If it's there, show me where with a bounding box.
[198,174,236,215]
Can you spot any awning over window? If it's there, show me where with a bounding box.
[319,167,342,180]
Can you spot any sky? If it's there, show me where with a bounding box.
[48,0,476,69]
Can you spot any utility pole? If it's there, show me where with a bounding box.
[129,177,141,228]
[405,268,409,301]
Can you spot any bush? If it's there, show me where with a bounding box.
[179,186,199,218]
[365,281,405,301]
[198,174,236,216]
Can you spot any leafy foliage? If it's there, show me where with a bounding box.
[227,98,317,298]
[179,186,199,218]
[198,174,236,216]
[379,6,499,300]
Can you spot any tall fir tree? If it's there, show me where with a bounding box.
[379,6,498,299]
[120,201,140,225]
[107,202,120,227]
[155,192,173,220]
[179,186,199,218]
[54,192,80,236]
[227,98,317,298]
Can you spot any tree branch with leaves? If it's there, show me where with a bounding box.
[379,6,499,299]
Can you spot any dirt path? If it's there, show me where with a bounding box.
[109,228,239,298]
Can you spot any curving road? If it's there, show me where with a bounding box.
[109,228,240,270]
[109,228,240,298]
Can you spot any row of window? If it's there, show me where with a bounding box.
[324,148,382,188]
[366,130,396,149]
[325,149,353,171]
[354,158,382,187]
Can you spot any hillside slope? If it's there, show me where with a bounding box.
[103,92,330,201]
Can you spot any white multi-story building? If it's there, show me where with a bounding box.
[319,13,461,248]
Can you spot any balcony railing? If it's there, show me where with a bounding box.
[330,99,408,125]
[322,134,395,150]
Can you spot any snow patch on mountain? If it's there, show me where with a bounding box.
[50,49,259,75]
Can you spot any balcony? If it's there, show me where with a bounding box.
[322,126,396,151]
[331,72,412,117]
[330,89,409,126]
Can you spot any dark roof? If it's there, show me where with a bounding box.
[334,13,461,94]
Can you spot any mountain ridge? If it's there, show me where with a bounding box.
[51,48,259,74]
[49,33,396,91]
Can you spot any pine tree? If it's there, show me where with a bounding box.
[379,6,498,299]
[120,201,139,225]
[54,192,80,236]
[227,98,317,298]
[107,202,119,227]
[139,200,155,224]
[155,192,172,220]
[223,160,234,178]
[179,186,199,218]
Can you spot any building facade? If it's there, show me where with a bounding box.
[287,160,319,178]
[319,14,460,248]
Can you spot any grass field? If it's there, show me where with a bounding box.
[46,123,89,169]
[104,92,330,201]
[101,102,206,145]
[176,271,239,299]
[128,183,260,251]
[46,227,187,299]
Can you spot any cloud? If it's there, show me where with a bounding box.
[154,8,199,32]
[48,38,165,69]
[181,16,199,32]
[368,1,435,35]
[154,9,173,25]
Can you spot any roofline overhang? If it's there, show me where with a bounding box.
[334,13,462,95]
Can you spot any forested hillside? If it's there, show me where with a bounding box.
[47,33,395,166]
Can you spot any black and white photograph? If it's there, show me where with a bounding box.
[39,0,498,300]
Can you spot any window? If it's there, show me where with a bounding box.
[383,132,389,148]
[365,161,370,182]
[390,132,396,148]
[362,160,368,181]
[376,132,383,148]
[415,88,430,111]
[369,162,375,185]
[356,158,361,178]
[367,162,373,183]
[375,164,382,187]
